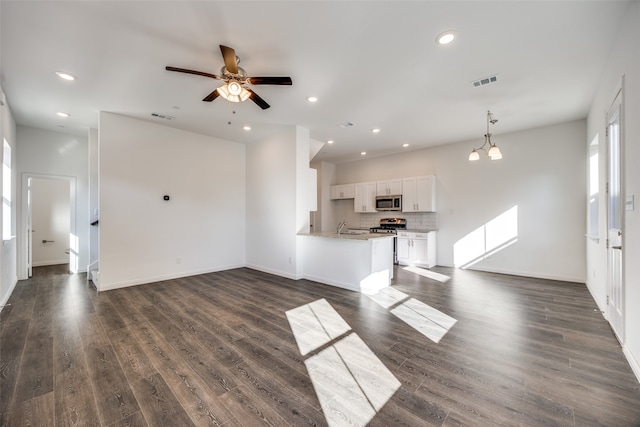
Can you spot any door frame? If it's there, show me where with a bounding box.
[20,173,77,278]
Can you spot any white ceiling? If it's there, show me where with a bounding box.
[0,1,631,164]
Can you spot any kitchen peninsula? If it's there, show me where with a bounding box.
[299,231,395,294]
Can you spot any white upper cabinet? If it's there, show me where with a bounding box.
[402,175,436,212]
[330,184,355,200]
[376,179,403,196]
[354,182,377,212]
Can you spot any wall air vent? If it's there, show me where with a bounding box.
[471,75,499,88]
[151,113,175,120]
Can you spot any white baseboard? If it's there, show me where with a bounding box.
[98,263,245,292]
[32,260,69,267]
[623,345,640,384]
[0,276,18,313]
[437,263,586,284]
[244,263,301,280]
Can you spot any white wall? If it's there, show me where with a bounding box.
[16,126,89,277]
[88,128,99,270]
[333,119,587,283]
[0,86,18,310]
[246,127,300,278]
[586,0,640,380]
[295,126,312,278]
[311,161,336,232]
[31,178,70,266]
[98,113,246,290]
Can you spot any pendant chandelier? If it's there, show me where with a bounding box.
[469,110,502,161]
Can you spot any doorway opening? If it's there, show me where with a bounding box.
[21,173,77,278]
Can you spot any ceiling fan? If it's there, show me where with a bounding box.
[166,45,292,110]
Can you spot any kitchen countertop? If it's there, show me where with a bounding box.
[299,231,395,241]
[400,229,438,233]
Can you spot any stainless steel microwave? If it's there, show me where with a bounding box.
[375,195,402,211]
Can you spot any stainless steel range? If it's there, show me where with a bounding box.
[370,218,407,264]
[369,217,407,234]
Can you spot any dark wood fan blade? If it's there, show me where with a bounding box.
[202,89,220,102]
[166,66,221,80]
[220,45,238,74]
[247,76,293,85]
[246,88,270,110]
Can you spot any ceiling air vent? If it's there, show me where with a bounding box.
[338,122,355,129]
[471,75,499,88]
[151,113,175,120]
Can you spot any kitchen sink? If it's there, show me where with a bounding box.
[341,229,370,235]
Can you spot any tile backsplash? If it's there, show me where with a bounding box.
[357,212,438,231]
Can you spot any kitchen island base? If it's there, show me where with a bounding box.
[300,233,394,294]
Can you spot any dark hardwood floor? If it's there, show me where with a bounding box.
[1,264,639,426]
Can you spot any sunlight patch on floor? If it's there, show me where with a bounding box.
[367,287,457,343]
[402,266,450,283]
[286,299,400,426]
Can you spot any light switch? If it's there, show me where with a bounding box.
[626,195,634,211]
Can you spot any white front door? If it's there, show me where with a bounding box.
[606,87,624,343]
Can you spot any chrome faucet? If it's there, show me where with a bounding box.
[337,221,347,234]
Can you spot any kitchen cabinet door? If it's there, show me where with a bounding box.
[396,231,437,268]
[376,179,403,196]
[402,178,417,212]
[402,175,436,212]
[397,237,411,262]
[415,176,436,212]
[413,238,428,265]
[354,182,377,212]
[330,184,355,200]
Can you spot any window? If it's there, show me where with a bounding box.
[587,134,599,239]
[3,138,11,240]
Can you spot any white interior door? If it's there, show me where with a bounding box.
[606,88,624,343]
[27,177,33,277]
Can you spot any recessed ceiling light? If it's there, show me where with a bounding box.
[371,128,380,133]
[327,140,334,144]
[56,111,70,117]
[402,143,410,147]
[307,96,318,103]
[243,125,251,131]
[436,31,456,45]
[55,71,76,81]
[361,151,367,156]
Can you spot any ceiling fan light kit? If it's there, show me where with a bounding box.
[166,45,292,110]
[217,81,250,103]
[469,110,503,161]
